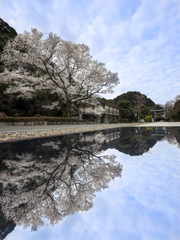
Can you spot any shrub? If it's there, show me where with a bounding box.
[120,118,129,123]
[145,115,152,122]
[0,117,87,123]
[110,118,119,123]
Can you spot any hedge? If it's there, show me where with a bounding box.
[0,117,88,123]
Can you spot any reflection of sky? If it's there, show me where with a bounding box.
[6,140,180,240]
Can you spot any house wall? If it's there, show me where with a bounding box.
[82,103,120,124]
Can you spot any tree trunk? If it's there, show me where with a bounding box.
[63,103,71,118]
[138,108,141,123]
[77,107,82,120]
[59,99,71,118]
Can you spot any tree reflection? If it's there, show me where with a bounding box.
[113,127,162,156]
[111,127,180,156]
[0,208,15,240]
[0,131,122,231]
[165,127,180,148]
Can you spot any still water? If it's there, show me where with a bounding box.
[0,127,180,240]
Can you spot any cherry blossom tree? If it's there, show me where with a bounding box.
[0,29,119,117]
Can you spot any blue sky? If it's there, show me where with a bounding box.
[0,0,180,104]
[6,139,180,240]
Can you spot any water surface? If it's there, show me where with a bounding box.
[0,127,180,240]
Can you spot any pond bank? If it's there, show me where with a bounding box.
[0,123,142,142]
[0,122,179,142]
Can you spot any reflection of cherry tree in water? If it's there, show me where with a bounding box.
[0,132,122,231]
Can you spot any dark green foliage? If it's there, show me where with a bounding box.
[119,105,135,123]
[114,91,155,108]
[141,105,148,115]
[0,85,64,117]
[97,97,115,105]
[0,18,17,72]
[111,92,156,122]
[0,83,16,116]
[174,100,180,110]
[174,100,180,121]
[0,65,4,73]
[15,90,62,117]
[140,105,151,119]
[0,19,21,116]
[120,109,130,119]
[120,118,129,123]
[117,100,132,109]
[145,97,155,107]
[129,108,135,120]
[0,18,17,47]
[151,104,163,110]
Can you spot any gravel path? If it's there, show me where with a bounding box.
[1,122,179,142]
[0,123,141,142]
